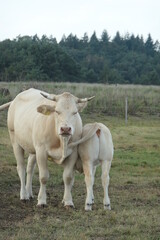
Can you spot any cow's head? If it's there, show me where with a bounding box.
[37,92,94,138]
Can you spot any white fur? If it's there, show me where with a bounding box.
[78,123,114,210]
[7,88,92,207]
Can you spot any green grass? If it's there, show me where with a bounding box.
[0,83,160,239]
[0,115,160,240]
[0,82,160,116]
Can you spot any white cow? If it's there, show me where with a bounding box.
[78,123,114,211]
[4,88,94,207]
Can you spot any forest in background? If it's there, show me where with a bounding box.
[0,31,160,85]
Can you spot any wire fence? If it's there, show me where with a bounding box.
[86,96,160,118]
[0,83,160,121]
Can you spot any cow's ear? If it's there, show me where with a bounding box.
[37,105,55,115]
[77,102,88,112]
[77,96,95,112]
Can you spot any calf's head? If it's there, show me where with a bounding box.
[37,92,94,138]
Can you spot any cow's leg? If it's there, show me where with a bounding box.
[9,130,28,200]
[101,160,111,210]
[62,167,74,207]
[36,150,49,206]
[62,151,77,207]
[13,144,28,200]
[83,161,93,211]
[26,154,36,199]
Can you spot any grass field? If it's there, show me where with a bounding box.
[0,81,160,116]
[0,83,160,240]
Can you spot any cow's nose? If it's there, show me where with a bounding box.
[60,127,72,135]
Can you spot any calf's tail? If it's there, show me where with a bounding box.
[68,122,100,148]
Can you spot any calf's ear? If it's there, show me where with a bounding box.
[37,105,55,115]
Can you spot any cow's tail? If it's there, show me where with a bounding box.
[68,122,100,148]
[0,101,12,111]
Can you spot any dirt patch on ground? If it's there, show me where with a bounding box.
[0,189,35,229]
[0,182,66,230]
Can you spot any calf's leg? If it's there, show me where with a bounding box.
[101,160,111,210]
[83,161,94,211]
[91,166,96,204]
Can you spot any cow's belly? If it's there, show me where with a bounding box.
[8,101,38,154]
[15,131,35,153]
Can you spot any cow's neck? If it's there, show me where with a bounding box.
[60,135,70,158]
[48,135,72,164]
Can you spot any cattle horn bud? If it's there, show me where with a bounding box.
[77,96,95,103]
[41,93,57,101]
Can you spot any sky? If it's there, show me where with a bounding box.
[0,0,160,42]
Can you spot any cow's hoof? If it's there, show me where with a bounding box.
[37,204,47,208]
[62,199,74,207]
[65,205,75,210]
[104,204,111,210]
[85,203,92,211]
[21,199,29,203]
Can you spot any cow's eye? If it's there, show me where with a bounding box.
[73,111,78,115]
[55,110,61,115]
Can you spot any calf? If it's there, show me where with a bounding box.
[78,123,114,211]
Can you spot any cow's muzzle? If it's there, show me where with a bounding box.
[60,127,72,136]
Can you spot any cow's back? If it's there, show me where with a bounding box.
[7,88,54,153]
[8,88,49,130]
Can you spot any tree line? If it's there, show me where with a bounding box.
[0,31,160,85]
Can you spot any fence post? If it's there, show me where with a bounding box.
[125,97,128,125]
